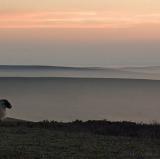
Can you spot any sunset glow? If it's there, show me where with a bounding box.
[1,11,160,29]
[0,0,160,67]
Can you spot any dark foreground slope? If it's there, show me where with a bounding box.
[1,120,160,159]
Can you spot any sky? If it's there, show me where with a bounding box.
[0,0,160,67]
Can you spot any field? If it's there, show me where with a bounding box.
[0,120,160,159]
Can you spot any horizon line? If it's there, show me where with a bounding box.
[0,64,160,69]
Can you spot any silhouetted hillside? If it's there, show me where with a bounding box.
[1,119,160,138]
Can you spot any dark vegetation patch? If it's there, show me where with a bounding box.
[0,120,160,159]
[1,120,160,138]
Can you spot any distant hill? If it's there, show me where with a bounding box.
[0,64,160,79]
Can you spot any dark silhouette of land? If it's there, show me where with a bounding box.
[1,119,160,158]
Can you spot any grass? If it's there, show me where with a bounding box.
[0,121,160,159]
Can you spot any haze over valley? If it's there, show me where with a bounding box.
[0,65,159,122]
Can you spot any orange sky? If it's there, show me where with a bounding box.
[0,0,160,66]
[0,0,160,40]
[0,11,160,42]
[1,0,160,12]
[0,0,160,29]
[0,11,160,29]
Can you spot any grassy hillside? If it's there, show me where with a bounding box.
[0,120,160,159]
